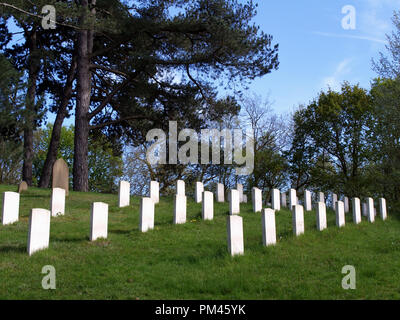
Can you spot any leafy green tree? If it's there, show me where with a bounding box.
[288,83,373,198]
[33,124,123,192]
[0,54,25,184]
[368,78,400,206]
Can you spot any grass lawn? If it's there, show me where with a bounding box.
[0,184,399,300]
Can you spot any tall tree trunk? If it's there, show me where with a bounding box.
[22,29,39,186]
[73,0,95,191]
[39,57,77,188]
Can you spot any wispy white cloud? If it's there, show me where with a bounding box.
[313,31,386,44]
[322,58,353,91]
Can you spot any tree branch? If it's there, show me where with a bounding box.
[0,2,82,30]
[89,115,150,130]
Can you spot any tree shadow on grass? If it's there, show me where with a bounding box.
[51,236,88,243]
[20,193,49,199]
[277,230,293,241]
[0,244,26,253]
[108,229,135,235]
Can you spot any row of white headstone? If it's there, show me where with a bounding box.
[1,188,67,255]
[118,180,248,209]
[251,188,385,217]
[226,197,388,256]
[2,187,67,226]
[1,181,388,257]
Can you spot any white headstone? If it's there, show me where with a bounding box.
[336,201,345,228]
[332,193,338,210]
[252,187,262,213]
[272,189,281,211]
[344,197,349,213]
[216,183,225,202]
[118,180,130,208]
[379,198,387,221]
[174,195,187,224]
[1,192,20,225]
[243,194,248,203]
[202,191,214,221]
[304,190,312,211]
[292,205,304,236]
[90,202,108,241]
[367,197,375,223]
[227,215,244,256]
[281,192,287,208]
[362,202,367,217]
[318,192,325,203]
[194,182,204,203]
[289,189,297,209]
[262,208,276,246]
[51,187,65,217]
[176,180,185,196]
[237,183,244,203]
[352,197,361,225]
[149,181,159,204]
[316,202,327,231]
[27,209,51,256]
[229,189,240,215]
[139,197,155,232]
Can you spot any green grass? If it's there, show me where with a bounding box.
[0,184,399,300]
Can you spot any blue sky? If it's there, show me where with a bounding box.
[248,0,400,115]
[6,0,400,122]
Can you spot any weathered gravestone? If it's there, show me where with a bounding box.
[243,194,248,203]
[237,183,244,203]
[202,191,214,221]
[332,193,338,210]
[252,187,262,213]
[174,194,187,224]
[149,181,159,204]
[336,201,345,228]
[18,181,28,193]
[304,190,312,211]
[366,197,375,223]
[362,202,367,217]
[1,192,20,225]
[51,188,65,217]
[27,209,51,256]
[139,197,155,232]
[262,208,276,246]
[352,197,361,224]
[52,159,69,196]
[271,189,280,211]
[379,198,387,221]
[281,192,287,208]
[118,181,130,208]
[316,202,327,231]
[229,189,240,215]
[344,197,349,213]
[292,205,304,236]
[90,202,108,241]
[227,215,244,256]
[216,183,225,203]
[194,182,204,203]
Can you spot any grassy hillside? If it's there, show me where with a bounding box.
[0,184,399,300]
